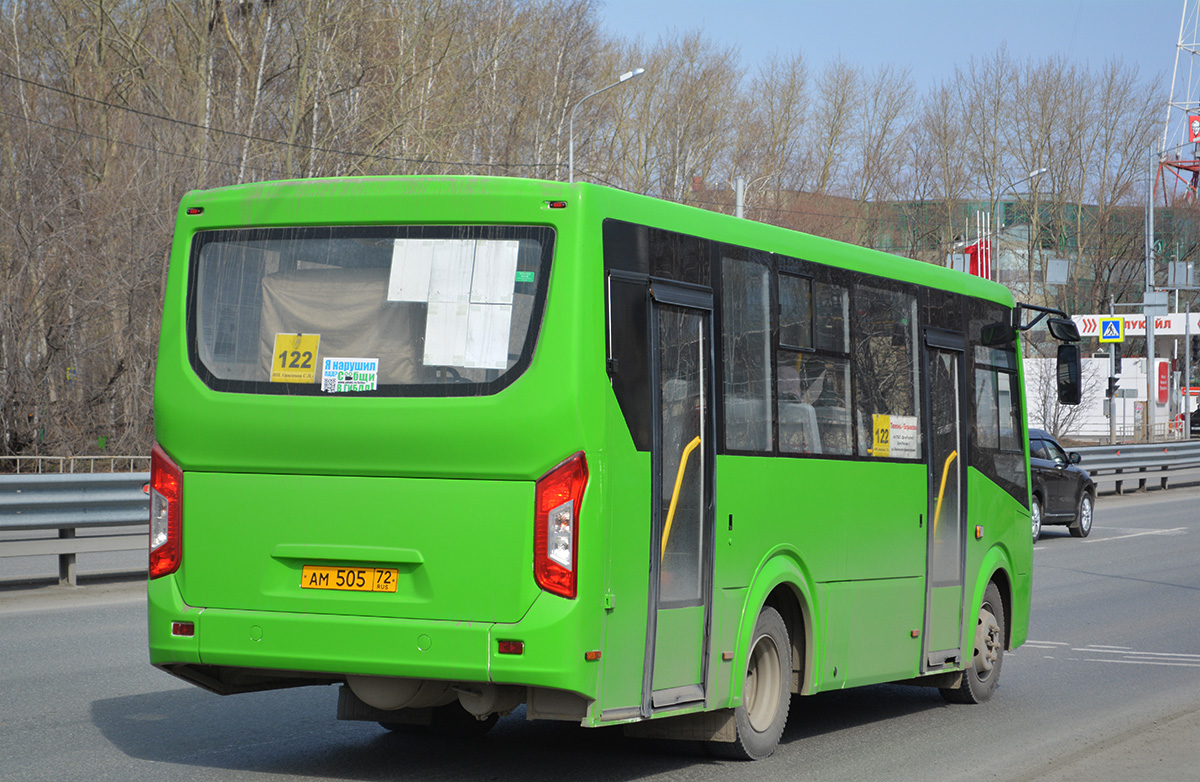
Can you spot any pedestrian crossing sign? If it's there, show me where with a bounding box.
[1098,317,1124,343]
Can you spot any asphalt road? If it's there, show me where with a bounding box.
[2,486,1198,781]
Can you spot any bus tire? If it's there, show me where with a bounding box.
[708,606,790,760]
[941,582,1005,705]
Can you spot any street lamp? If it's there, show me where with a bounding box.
[568,67,645,184]
[988,167,1046,289]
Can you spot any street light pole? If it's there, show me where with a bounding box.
[568,68,645,184]
[989,167,1046,285]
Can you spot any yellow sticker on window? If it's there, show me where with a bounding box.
[872,414,891,458]
[271,333,320,383]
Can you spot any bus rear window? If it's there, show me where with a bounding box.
[187,225,553,396]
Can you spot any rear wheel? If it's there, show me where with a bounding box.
[1069,493,1093,538]
[941,582,1005,704]
[707,606,790,760]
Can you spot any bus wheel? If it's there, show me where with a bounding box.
[941,582,1005,705]
[708,606,790,760]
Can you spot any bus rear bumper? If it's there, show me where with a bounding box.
[148,576,598,699]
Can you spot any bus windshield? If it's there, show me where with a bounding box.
[188,224,553,396]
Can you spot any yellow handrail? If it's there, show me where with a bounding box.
[932,449,958,532]
[661,435,702,559]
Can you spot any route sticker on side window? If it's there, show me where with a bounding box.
[321,357,379,393]
[270,333,320,383]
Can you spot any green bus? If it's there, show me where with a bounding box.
[149,176,1080,759]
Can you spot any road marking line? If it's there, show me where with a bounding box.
[1074,648,1200,661]
[1072,657,1200,668]
[1083,527,1188,544]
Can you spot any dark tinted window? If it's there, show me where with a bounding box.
[969,299,1027,506]
[721,254,773,452]
[853,282,921,460]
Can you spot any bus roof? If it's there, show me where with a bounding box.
[178,175,1015,309]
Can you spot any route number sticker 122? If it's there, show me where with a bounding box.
[271,333,320,383]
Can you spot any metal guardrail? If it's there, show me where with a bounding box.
[1071,441,1200,494]
[0,472,149,586]
[0,455,150,474]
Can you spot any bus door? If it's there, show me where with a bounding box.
[643,281,715,713]
[921,330,968,671]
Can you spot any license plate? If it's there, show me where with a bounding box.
[301,565,398,593]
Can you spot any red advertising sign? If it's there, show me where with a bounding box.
[1158,361,1169,404]
[1191,115,1200,143]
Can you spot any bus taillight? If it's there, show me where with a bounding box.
[149,443,183,579]
[534,452,587,599]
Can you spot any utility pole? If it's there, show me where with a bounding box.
[1145,145,1157,442]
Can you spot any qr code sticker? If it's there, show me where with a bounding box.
[321,376,335,392]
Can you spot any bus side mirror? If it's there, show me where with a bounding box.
[1047,317,1081,343]
[1057,343,1082,405]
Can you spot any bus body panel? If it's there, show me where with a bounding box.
[153,177,612,704]
[179,471,538,623]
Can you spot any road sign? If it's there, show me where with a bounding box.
[1074,313,1200,337]
[1098,317,1124,343]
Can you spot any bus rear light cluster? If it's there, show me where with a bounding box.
[149,443,183,579]
[533,452,587,599]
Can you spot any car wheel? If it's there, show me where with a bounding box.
[1031,495,1042,543]
[707,606,791,760]
[1069,493,1093,538]
[941,582,1005,705]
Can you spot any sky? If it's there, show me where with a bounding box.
[601,0,1193,145]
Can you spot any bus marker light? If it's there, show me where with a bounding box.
[911,630,920,638]
[722,651,734,661]
[172,622,194,637]
[498,640,524,655]
[546,201,568,209]
[975,525,984,540]
[585,650,601,661]
[186,207,203,215]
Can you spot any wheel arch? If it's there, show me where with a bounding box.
[733,547,818,701]
[972,545,1016,650]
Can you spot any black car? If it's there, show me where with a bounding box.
[1028,428,1095,542]
[1191,408,1200,437]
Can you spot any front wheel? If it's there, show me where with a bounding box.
[941,582,1005,704]
[707,606,791,760]
[1069,493,1093,538]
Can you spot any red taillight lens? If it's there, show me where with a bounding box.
[149,443,183,579]
[534,452,587,599]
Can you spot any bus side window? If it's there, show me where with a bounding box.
[721,254,773,453]
[851,283,920,459]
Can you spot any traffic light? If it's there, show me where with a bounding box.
[1106,376,1119,399]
